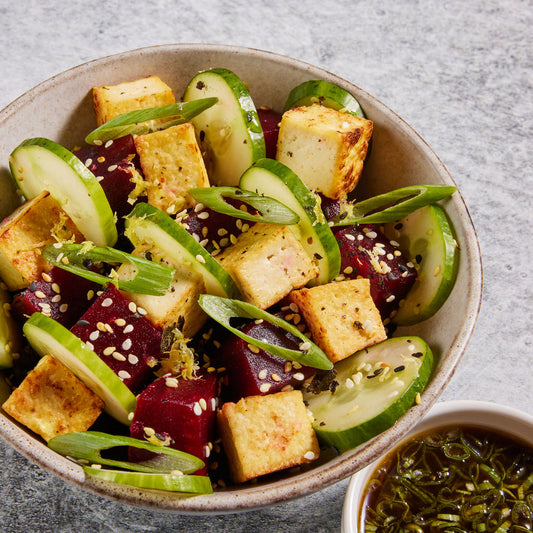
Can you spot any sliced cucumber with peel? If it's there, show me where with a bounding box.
[239,158,341,285]
[303,336,433,451]
[83,466,213,494]
[183,68,265,186]
[384,204,458,326]
[284,79,365,118]
[9,138,117,247]
[124,202,239,298]
[23,313,137,426]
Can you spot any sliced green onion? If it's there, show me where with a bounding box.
[83,466,213,494]
[198,294,333,370]
[330,185,457,226]
[188,186,300,225]
[42,242,174,295]
[48,431,204,474]
[85,98,218,144]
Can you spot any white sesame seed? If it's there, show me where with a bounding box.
[386,295,396,303]
[128,354,139,365]
[247,343,260,354]
[345,377,355,389]
[195,254,206,264]
[34,290,47,299]
[204,445,211,458]
[137,306,147,316]
[259,383,271,393]
[122,338,132,351]
[59,303,68,313]
[89,331,99,341]
[128,302,137,313]
[199,398,207,411]
[271,373,282,382]
[293,372,305,381]
[104,139,114,148]
[85,341,94,351]
[118,370,131,380]
[345,233,355,241]
[299,341,312,352]
[258,369,268,380]
[107,164,118,172]
[103,346,115,356]
[51,294,61,303]
[304,451,316,460]
[197,211,210,220]
[112,352,126,361]
[194,203,205,212]
[211,398,217,411]
[84,158,93,167]
[193,402,202,416]
[165,377,179,388]
[123,324,134,334]
[115,318,126,326]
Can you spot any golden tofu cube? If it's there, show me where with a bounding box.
[0,191,84,291]
[92,75,175,126]
[276,104,373,199]
[118,252,208,338]
[2,355,104,441]
[216,222,319,309]
[288,278,387,363]
[217,390,320,483]
[135,123,210,214]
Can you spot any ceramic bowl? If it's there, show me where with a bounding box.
[0,44,482,513]
[342,400,533,532]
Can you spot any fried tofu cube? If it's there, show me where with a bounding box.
[134,123,210,214]
[276,104,373,199]
[117,252,208,338]
[0,191,84,291]
[288,278,387,363]
[2,355,104,441]
[92,75,175,126]
[217,390,319,483]
[216,223,319,309]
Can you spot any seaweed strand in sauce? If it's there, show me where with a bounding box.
[360,425,533,532]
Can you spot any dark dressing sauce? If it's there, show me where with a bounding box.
[360,425,533,532]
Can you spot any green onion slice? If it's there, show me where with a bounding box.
[83,466,213,494]
[188,186,300,225]
[42,242,174,295]
[85,98,218,145]
[48,431,204,474]
[198,294,333,370]
[330,185,457,226]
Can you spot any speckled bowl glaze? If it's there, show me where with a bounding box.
[341,400,533,533]
[0,44,482,513]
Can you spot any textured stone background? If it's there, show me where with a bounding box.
[0,0,531,531]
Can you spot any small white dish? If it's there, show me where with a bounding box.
[342,400,533,533]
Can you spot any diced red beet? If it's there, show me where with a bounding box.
[129,368,218,475]
[11,267,99,328]
[70,284,162,394]
[74,135,142,229]
[333,223,417,320]
[257,107,282,159]
[319,194,341,221]
[180,201,253,255]
[220,316,315,402]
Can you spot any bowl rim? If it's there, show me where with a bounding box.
[342,400,533,533]
[0,43,483,513]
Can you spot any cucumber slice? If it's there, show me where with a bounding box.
[303,336,433,451]
[284,80,365,118]
[0,283,22,369]
[239,158,341,285]
[23,313,137,426]
[9,138,117,247]
[384,204,458,326]
[124,202,239,298]
[182,68,265,186]
[83,466,213,494]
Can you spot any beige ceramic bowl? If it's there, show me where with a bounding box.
[0,44,482,513]
[342,400,533,532]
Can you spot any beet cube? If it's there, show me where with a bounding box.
[11,267,99,328]
[129,368,218,475]
[70,284,162,393]
[220,315,315,402]
[180,201,252,256]
[74,135,142,226]
[333,223,417,320]
[257,107,282,159]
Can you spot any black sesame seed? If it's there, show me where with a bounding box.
[411,352,423,358]
[394,365,405,372]
[29,281,37,292]
[76,319,90,327]
[415,254,422,264]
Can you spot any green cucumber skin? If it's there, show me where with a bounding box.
[388,204,458,326]
[9,138,117,247]
[239,158,341,284]
[284,80,365,118]
[305,337,434,451]
[23,313,137,426]
[183,68,265,186]
[124,202,240,299]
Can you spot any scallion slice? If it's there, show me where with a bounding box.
[188,186,300,225]
[330,184,457,226]
[42,242,174,295]
[48,431,204,474]
[85,98,218,144]
[198,294,333,370]
[83,466,213,494]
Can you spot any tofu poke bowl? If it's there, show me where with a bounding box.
[0,44,482,512]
